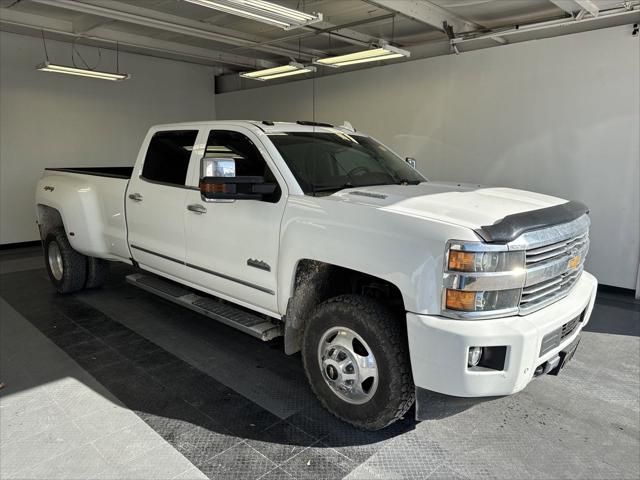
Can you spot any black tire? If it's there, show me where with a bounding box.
[44,228,87,294]
[85,257,109,289]
[302,294,415,430]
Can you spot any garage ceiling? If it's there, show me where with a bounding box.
[1,0,638,77]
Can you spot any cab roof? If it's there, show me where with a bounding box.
[151,120,362,135]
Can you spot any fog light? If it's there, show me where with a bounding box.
[468,347,483,367]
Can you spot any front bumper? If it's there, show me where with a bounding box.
[407,271,598,397]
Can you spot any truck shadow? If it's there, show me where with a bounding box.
[0,265,424,468]
[4,263,634,471]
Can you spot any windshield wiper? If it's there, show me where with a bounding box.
[312,183,354,193]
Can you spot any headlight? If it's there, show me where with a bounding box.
[448,250,524,273]
[443,243,526,319]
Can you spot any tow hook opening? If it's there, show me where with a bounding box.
[534,355,561,377]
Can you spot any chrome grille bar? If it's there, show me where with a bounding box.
[516,215,590,315]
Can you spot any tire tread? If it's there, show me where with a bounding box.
[302,294,415,430]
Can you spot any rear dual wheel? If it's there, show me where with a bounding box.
[44,228,108,293]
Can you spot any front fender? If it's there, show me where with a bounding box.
[277,196,478,315]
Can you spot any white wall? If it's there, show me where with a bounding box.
[216,25,640,290]
[0,31,215,245]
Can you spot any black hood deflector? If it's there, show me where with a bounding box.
[474,201,589,244]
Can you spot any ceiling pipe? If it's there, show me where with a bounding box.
[452,4,639,44]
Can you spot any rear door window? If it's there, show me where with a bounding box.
[142,130,198,186]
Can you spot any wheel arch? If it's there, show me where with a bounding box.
[283,259,406,355]
[36,204,66,240]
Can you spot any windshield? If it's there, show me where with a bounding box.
[268,132,426,195]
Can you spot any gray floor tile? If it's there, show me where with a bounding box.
[172,466,210,480]
[90,421,167,465]
[13,443,111,479]
[1,401,69,445]
[97,441,202,480]
[72,402,144,441]
[0,421,86,477]
[45,376,122,418]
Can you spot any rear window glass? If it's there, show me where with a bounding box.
[142,130,198,186]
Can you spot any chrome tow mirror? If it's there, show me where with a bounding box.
[199,156,277,202]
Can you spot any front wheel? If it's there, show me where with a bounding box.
[302,295,415,430]
[44,228,87,294]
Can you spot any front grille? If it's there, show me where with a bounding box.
[519,228,589,315]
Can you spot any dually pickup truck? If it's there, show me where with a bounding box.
[35,120,598,430]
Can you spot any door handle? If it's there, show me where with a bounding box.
[187,204,207,214]
[128,193,143,202]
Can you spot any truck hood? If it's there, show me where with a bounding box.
[330,182,566,230]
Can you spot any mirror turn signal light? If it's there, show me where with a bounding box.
[445,289,477,311]
[199,182,228,193]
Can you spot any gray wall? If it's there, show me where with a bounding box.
[0,31,215,245]
[216,25,640,290]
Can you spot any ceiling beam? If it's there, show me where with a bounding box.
[305,20,378,47]
[365,0,481,34]
[28,0,325,60]
[0,7,275,69]
[72,14,112,34]
[549,0,600,17]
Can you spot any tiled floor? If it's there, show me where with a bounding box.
[0,246,639,479]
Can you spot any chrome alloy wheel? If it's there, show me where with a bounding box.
[48,241,64,281]
[317,326,379,405]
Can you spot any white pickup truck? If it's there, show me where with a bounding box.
[35,120,597,430]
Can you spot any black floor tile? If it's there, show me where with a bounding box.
[71,313,117,331]
[73,347,124,372]
[113,336,164,362]
[145,357,205,383]
[62,337,111,360]
[174,428,241,466]
[200,396,281,438]
[52,298,104,320]
[279,443,356,480]
[160,372,233,409]
[286,407,346,440]
[49,329,94,348]
[27,311,76,335]
[85,318,131,338]
[247,421,316,464]
[100,329,148,348]
[258,467,295,480]
[198,442,277,480]
[88,357,146,379]
[134,348,185,371]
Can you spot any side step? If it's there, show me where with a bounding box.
[126,273,283,341]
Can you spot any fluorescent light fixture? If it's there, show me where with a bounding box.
[184,0,322,30]
[314,45,410,68]
[37,62,130,81]
[240,62,316,81]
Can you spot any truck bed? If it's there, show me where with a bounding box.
[44,167,133,179]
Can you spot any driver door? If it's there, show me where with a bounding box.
[183,127,286,315]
